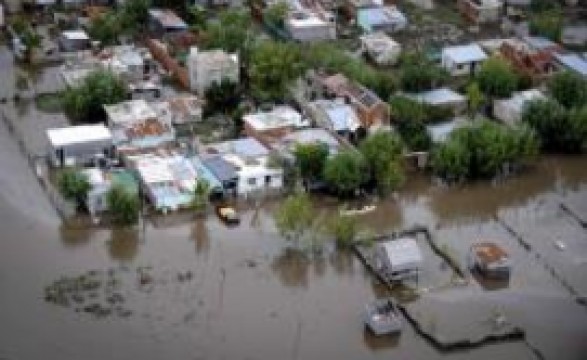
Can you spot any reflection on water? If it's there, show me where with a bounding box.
[108,227,139,261]
[191,218,210,255]
[271,248,311,288]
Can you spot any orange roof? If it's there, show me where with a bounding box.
[471,242,508,265]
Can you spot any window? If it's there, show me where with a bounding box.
[265,175,272,185]
[248,178,257,186]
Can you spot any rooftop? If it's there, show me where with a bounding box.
[148,8,188,30]
[276,128,342,154]
[310,99,362,132]
[381,237,423,269]
[104,99,158,125]
[555,53,587,77]
[47,124,112,147]
[243,106,307,131]
[358,6,407,27]
[360,32,401,52]
[61,30,90,41]
[471,242,509,266]
[409,88,465,106]
[443,43,488,64]
[204,137,270,159]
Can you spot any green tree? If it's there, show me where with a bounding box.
[476,57,518,98]
[275,193,315,242]
[323,150,367,196]
[466,82,485,119]
[431,121,539,181]
[327,214,358,248]
[62,70,127,122]
[293,142,329,183]
[119,0,151,36]
[396,119,432,152]
[547,71,587,109]
[58,169,91,207]
[204,79,241,116]
[264,2,289,28]
[389,96,432,152]
[187,5,208,33]
[390,95,427,123]
[529,10,563,42]
[203,9,253,54]
[399,52,448,92]
[107,185,140,225]
[359,131,404,194]
[523,99,587,152]
[88,11,121,46]
[249,41,306,102]
[530,0,559,12]
[191,179,211,212]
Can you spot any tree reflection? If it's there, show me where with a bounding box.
[271,248,310,288]
[191,218,210,255]
[59,218,93,248]
[107,227,139,261]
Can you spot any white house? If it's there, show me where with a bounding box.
[306,99,362,136]
[441,43,488,76]
[407,87,467,114]
[360,32,402,66]
[374,237,423,281]
[58,30,91,52]
[47,124,113,167]
[203,138,283,195]
[285,10,336,42]
[187,47,239,95]
[493,89,545,126]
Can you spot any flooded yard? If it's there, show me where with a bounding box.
[0,40,586,360]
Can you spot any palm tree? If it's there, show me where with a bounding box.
[191,179,211,213]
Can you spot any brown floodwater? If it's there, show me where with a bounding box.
[1,45,587,360]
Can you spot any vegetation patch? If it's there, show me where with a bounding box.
[35,93,63,113]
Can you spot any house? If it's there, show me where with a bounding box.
[47,124,113,167]
[360,32,402,66]
[126,152,200,212]
[317,73,390,129]
[202,138,283,195]
[554,53,587,78]
[104,99,175,151]
[407,87,467,114]
[285,10,336,42]
[99,45,153,82]
[499,37,560,79]
[458,0,502,24]
[187,47,239,95]
[271,128,345,161]
[441,43,488,76]
[200,155,239,195]
[242,106,309,146]
[374,237,423,281]
[153,95,203,134]
[190,156,225,197]
[493,89,545,126]
[306,99,362,139]
[58,30,91,52]
[426,118,467,143]
[82,168,139,216]
[469,242,511,278]
[357,6,407,34]
[148,8,188,38]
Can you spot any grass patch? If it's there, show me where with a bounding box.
[35,93,63,113]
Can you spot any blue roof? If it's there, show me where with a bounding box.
[208,138,269,158]
[201,155,238,183]
[357,7,407,32]
[325,106,355,132]
[190,156,223,190]
[555,53,587,77]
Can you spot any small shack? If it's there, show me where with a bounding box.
[47,124,113,167]
[58,30,91,52]
[469,242,511,279]
[374,237,423,281]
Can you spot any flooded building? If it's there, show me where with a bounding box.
[493,89,545,126]
[202,138,284,196]
[271,128,346,161]
[242,106,309,147]
[46,124,113,167]
[441,43,488,76]
[360,32,402,66]
[306,99,362,140]
[187,47,239,95]
[316,73,390,130]
[104,99,175,152]
[469,242,511,278]
[82,168,139,216]
[374,237,423,281]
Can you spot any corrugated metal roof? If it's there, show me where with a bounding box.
[381,237,422,271]
[443,44,487,64]
[410,88,465,106]
[555,53,587,77]
[202,155,237,182]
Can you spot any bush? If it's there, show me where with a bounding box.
[523,99,587,153]
[359,131,404,194]
[529,10,563,42]
[476,57,518,98]
[275,193,315,242]
[293,142,329,183]
[547,71,587,109]
[324,150,368,196]
[431,120,539,181]
[62,70,127,123]
[58,169,91,206]
[327,214,358,248]
[107,185,140,225]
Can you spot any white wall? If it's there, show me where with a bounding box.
[237,169,283,195]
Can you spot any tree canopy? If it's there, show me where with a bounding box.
[389,96,433,152]
[522,99,587,153]
[88,11,121,46]
[293,142,329,183]
[58,169,91,206]
[107,185,140,225]
[529,9,563,42]
[204,79,241,116]
[399,52,448,92]
[431,121,539,182]
[547,71,587,109]
[274,193,316,242]
[62,70,127,123]
[359,131,404,194]
[323,150,368,196]
[476,57,518,98]
[202,9,253,54]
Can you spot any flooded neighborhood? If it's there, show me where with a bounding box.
[1,0,587,360]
